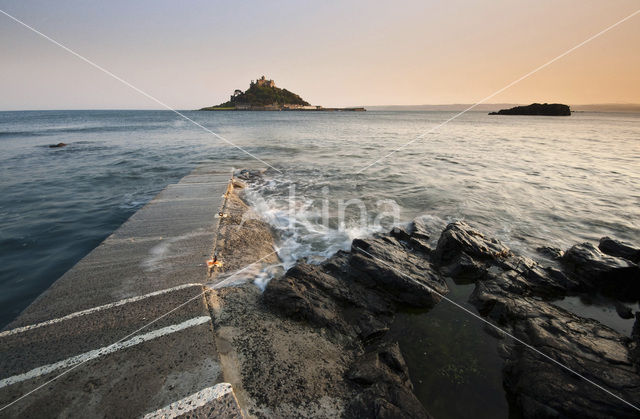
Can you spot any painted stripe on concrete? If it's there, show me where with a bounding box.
[0,284,203,338]
[143,383,242,419]
[0,316,211,389]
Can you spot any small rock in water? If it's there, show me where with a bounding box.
[49,142,67,148]
[615,302,634,319]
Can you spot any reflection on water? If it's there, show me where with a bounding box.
[388,278,508,418]
[552,295,640,336]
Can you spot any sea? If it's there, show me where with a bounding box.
[1,109,639,417]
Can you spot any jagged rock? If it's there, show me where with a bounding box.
[562,243,640,300]
[599,237,640,264]
[347,342,411,387]
[345,342,430,419]
[350,236,448,307]
[262,216,640,419]
[471,276,640,418]
[346,343,430,418]
[536,246,564,260]
[263,223,447,418]
[615,302,634,319]
[433,221,511,265]
[435,222,575,296]
[631,314,640,366]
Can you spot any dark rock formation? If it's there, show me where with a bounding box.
[616,302,634,319]
[429,222,640,418]
[48,142,67,148]
[562,242,640,301]
[264,220,446,418]
[261,213,640,418]
[536,246,564,260]
[489,103,571,116]
[599,236,640,264]
[434,221,576,296]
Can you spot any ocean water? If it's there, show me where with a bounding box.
[1,109,639,417]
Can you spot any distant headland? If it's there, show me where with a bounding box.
[199,76,365,112]
[489,103,571,116]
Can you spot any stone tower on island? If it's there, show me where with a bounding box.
[253,75,275,88]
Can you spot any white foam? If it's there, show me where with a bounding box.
[242,178,386,289]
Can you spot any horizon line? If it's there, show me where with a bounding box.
[2,102,640,112]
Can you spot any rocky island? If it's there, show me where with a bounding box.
[489,103,571,116]
[199,76,365,112]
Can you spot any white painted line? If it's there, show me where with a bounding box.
[0,284,203,338]
[0,316,211,389]
[143,383,237,419]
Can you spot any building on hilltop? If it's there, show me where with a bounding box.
[252,75,275,88]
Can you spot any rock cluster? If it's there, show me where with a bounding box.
[264,221,445,418]
[436,222,640,418]
[264,219,640,418]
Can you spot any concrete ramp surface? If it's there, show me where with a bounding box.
[0,167,243,418]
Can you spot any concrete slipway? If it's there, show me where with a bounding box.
[0,166,244,418]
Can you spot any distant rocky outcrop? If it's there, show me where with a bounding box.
[199,76,365,111]
[489,103,571,116]
[200,76,312,111]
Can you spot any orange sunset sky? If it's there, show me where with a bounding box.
[0,0,638,110]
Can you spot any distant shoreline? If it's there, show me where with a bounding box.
[199,107,366,112]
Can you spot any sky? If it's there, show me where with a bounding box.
[0,0,639,110]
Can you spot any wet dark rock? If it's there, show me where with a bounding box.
[263,217,640,418]
[599,237,640,264]
[351,236,447,308]
[562,242,640,300]
[536,246,564,260]
[615,302,634,319]
[233,168,265,181]
[435,222,575,296]
[346,342,431,418]
[264,223,445,418]
[471,276,640,419]
[433,221,511,265]
[390,226,411,243]
[439,252,487,284]
[48,142,67,148]
[631,313,640,366]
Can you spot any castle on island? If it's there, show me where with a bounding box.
[252,76,275,88]
[200,76,365,112]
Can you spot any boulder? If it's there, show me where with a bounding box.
[350,236,448,308]
[599,237,640,264]
[536,246,564,260]
[433,221,511,265]
[346,343,431,419]
[471,276,640,419]
[562,243,640,300]
[263,225,438,418]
